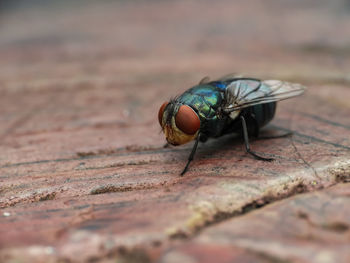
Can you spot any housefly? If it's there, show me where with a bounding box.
[158,75,305,175]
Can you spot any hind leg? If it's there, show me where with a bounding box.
[249,113,292,140]
[257,132,293,140]
[240,116,274,161]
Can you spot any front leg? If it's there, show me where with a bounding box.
[181,133,201,176]
[240,116,273,161]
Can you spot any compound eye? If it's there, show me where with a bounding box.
[158,102,168,125]
[175,105,200,135]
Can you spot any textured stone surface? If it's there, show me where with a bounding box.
[0,0,350,262]
[158,184,350,263]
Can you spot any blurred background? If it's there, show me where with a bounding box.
[1,2,350,262]
[0,0,350,160]
[0,0,350,158]
[1,0,350,72]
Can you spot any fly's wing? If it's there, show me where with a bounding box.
[199,76,210,84]
[222,79,305,114]
[198,74,243,84]
[216,73,243,82]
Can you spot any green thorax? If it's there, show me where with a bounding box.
[177,84,223,120]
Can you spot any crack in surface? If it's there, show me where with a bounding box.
[168,182,311,239]
[290,135,321,181]
[0,191,58,208]
[297,210,349,233]
[1,126,349,171]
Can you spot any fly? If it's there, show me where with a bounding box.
[158,75,305,175]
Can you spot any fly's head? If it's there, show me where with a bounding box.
[158,101,200,145]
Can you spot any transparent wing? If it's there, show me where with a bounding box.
[198,74,243,84]
[199,73,244,85]
[223,79,305,114]
[216,73,243,82]
[198,76,210,84]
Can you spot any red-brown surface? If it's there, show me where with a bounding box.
[0,1,350,262]
[159,184,350,263]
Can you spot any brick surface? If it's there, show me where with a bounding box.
[158,184,350,263]
[0,0,350,262]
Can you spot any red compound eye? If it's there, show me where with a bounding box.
[158,102,168,125]
[175,105,200,135]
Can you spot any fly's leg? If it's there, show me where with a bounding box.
[249,113,292,140]
[240,116,273,161]
[257,132,293,140]
[249,113,260,137]
[181,134,201,176]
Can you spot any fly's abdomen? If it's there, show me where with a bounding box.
[249,102,276,128]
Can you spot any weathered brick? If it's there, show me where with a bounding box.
[0,0,349,262]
